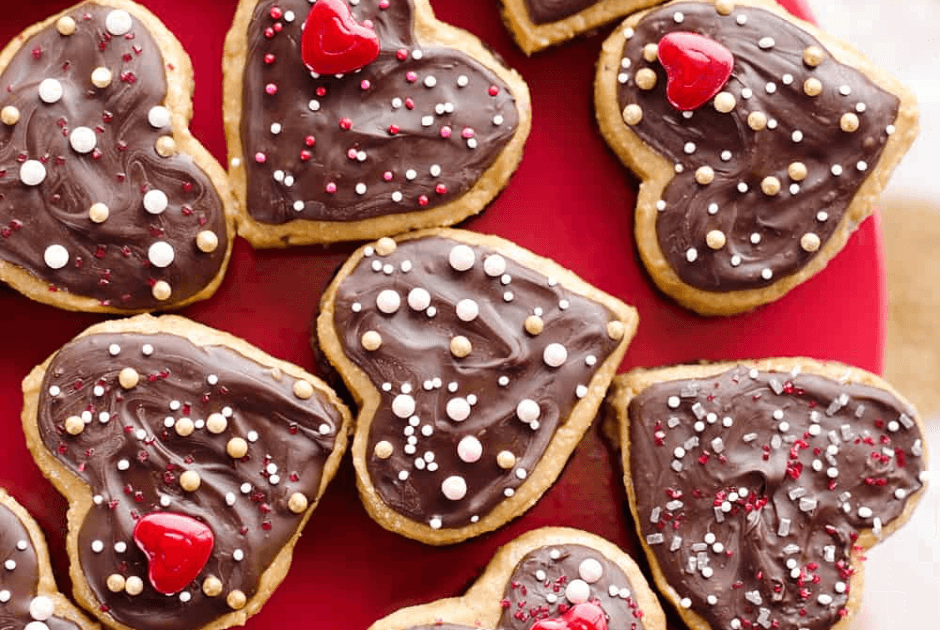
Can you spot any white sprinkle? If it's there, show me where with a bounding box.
[667,396,680,409]
[233,549,245,562]
[148,241,175,268]
[761,268,773,280]
[543,343,567,367]
[765,82,777,94]
[449,244,475,270]
[831,164,843,176]
[106,9,133,35]
[817,211,829,222]
[738,182,749,193]
[684,142,696,154]
[144,189,169,215]
[792,130,804,143]
[423,76,437,88]
[736,14,747,25]
[441,476,467,500]
[429,517,442,530]
[447,398,471,422]
[20,160,47,186]
[565,579,591,604]
[457,75,469,87]
[758,37,775,49]
[456,299,479,322]
[858,506,873,518]
[721,151,732,162]
[43,244,69,269]
[493,114,504,126]
[839,85,852,96]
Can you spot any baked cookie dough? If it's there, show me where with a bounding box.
[609,358,929,630]
[223,0,532,247]
[595,0,918,315]
[0,0,235,312]
[367,526,666,630]
[318,228,638,544]
[0,489,98,630]
[21,315,352,630]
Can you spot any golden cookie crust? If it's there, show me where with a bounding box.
[21,314,353,630]
[595,0,918,316]
[223,0,532,248]
[0,0,236,313]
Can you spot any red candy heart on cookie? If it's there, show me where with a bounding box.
[133,512,214,595]
[302,0,380,75]
[531,603,609,630]
[657,31,733,111]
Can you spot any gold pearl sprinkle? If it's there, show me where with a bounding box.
[803,77,822,97]
[56,16,77,36]
[125,576,144,596]
[1,106,20,126]
[642,43,659,62]
[206,412,227,434]
[607,321,625,341]
[119,367,139,390]
[375,237,397,256]
[227,590,247,610]
[524,315,544,336]
[202,576,223,598]
[450,336,472,358]
[788,162,808,181]
[155,136,177,158]
[89,203,110,223]
[374,441,394,459]
[840,112,860,133]
[706,230,727,250]
[713,91,736,113]
[288,492,308,514]
[361,330,382,351]
[803,46,825,67]
[635,68,657,91]
[497,451,517,470]
[715,0,735,15]
[180,470,201,492]
[622,104,643,126]
[65,415,84,436]
[227,437,248,459]
[175,418,195,437]
[761,176,781,196]
[106,574,126,593]
[801,232,821,252]
[196,230,219,253]
[91,67,112,88]
[695,166,715,185]
[152,281,172,301]
[747,111,767,131]
[292,380,314,400]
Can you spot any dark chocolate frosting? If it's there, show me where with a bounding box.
[0,2,228,309]
[522,0,599,25]
[35,330,344,630]
[0,502,82,630]
[333,235,621,529]
[627,366,926,630]
[240,0,520,225]
[616,2,899,291]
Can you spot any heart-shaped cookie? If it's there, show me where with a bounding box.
[609,359,929,630]
[21,314,352,630]
[223,0,531,247]
[0,489,98,630]
[317,229,638,544]
[0,0,235,312]
[595,0,919,315]
[367,527,666,630]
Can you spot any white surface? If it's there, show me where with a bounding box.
[813,0,940,202]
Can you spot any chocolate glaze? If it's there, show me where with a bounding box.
[240,0,519,225]
[522,0,599,25]
[36,331,343,630]
[0,3,228,309]
[627,366,925,630]
[333,236,620,529]
[0,503,81,630]
[616,2,898,291]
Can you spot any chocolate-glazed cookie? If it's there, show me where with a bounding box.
[610,359,929,630]
[21,315,352,630]
[0,489,97,630]
[367,527,666,630]
[0,0,234,312]
[595,0,918,315]
[223,0,531,247]
[318,229,638,544]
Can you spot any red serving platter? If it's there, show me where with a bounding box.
[0,1,886,629]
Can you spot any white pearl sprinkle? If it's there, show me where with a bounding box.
[106,10,133,36]
[308,100,321,112]
[20,160,47,186]
[483,254,506,276]
[578,558,603,583]
[446,397,471,422]
[29,596,54,621]
[148,241,175,268]
[457,436,482,463]
[456,298,479,322]
[392,394,415,419]
[517,399,540,423]
[69,127,97,154]
[441,475,467,500]
[144,189,169,214]
[376,289,401,314]
[543,343,567,367]
[449,245,475,271]
[38,79,63,104]
[407,287,431,311]
[148,106,171,128]
[43,244,69,269]
[565,579,590,604]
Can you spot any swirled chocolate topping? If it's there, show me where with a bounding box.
[240,0,519,225]
[0,503,81,630]
[522,0,599,25]
[333,235,622,530]
[627,366,926,630]
[35,330,344,630]
[0,3,228,309]
[616,2,899,291]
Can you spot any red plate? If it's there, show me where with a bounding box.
[0,1,885,629]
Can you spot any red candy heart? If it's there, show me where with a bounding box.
[301,0,380,75]
[531,603,609,630]
[657,31,734,111]
[133,513,214,595]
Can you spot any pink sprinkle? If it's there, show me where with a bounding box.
[440,126,452,138]
[325,182,337,193]
[264,53,276,64]
[270,6,283,19]
[362,19,374,28]
[347,148,358,160]
[273,22,283,33]
[379,0,390,8]
[360,80,371,90]
[265,83,278,95]
[396,49,408,61]
[338,117,353,130]
[418,195,429,207]
[254,152,267,164]
[404,98,415,110]
[305,135,316,147]
[388,124,400,135]
[435,184,447,195]
[383,171,393,181]
[488,85,500,96]
[300,150,312,162]
[462,128,475,139]
[406,71,418,83]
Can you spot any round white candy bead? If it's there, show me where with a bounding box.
[148,241,175,268]
[20,160,46,186]
[449,245,475,271]
[408,287,431,311]
[457,436,483,463]
[38,79,63,104]
[565,579,590,604]
[578,558,604,583]
[456,299,479,322]
[43,245,69,269]
[543,343,568,367]
[483,254,506,277]
[106,10,133,35]
[441,475,467,500]
[143,189,169,214]
[69,127,97,154]
[29,596,54,621]
[376,289,401,314]
[148,106,171,128]
[446,397,471,422]
[516,399,540,423]
[392,394,415,419]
